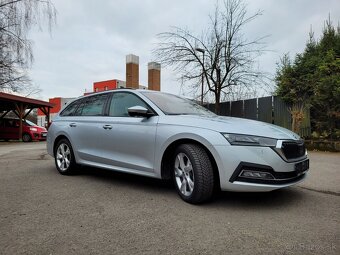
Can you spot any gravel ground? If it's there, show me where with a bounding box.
[0,142,339,255]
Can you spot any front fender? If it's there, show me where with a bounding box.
[153,124,228,179]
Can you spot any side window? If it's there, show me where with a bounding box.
[109,93,148,117]
[5,120,15,127]
[0,119,8,127]
[60,101,80,116]
[77,94,108,116]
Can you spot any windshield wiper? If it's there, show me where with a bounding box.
[167,113,192,115]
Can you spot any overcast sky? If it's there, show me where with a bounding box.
[28,0,340,101]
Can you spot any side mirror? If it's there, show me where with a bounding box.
[128,106,154,118]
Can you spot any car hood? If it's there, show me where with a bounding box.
[159,115,301,140]
[33,125,47,132]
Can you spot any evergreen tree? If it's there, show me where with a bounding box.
[276,17,340,138]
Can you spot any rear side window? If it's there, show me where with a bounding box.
[109,92,148,117]
[76,94,109,116]
[4,119,15,127]
[60,100,80,116]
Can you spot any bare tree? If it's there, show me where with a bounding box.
[154,0,268,114]
[0,0,56,94]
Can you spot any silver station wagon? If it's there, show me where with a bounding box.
[47,89,309,204]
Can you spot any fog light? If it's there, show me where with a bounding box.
[240,170,274,180]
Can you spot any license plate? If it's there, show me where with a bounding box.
[295,159,309,174]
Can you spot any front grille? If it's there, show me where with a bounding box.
[281,141,306,160]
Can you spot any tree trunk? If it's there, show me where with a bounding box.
[290,104,304,134]
[215,90,221,115]
[215,69,222,115]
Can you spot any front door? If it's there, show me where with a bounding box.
[98,92,158,173]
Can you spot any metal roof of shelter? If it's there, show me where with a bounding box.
[0,92,54,141]
[0,92,53,111]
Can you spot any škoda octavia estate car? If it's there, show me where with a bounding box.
[47,90,309,204]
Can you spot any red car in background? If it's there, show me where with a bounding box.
[0,118,47,142]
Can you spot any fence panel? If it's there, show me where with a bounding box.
[258,96,272,123]
[273,96,291,129]
[220,102,230,116]
[244,98,257,120]
[206,104,215,113]
[230,100,244,118]
[300,107,311,137]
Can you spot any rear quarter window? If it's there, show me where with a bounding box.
[76,94,109,116]
[60,100,80,116]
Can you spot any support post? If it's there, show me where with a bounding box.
[15,103,24,141]
[47,107,50,129]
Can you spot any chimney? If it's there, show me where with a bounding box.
[126,54,139,89]
[148,62,161,91]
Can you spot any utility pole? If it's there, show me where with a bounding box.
[195,48,205,105]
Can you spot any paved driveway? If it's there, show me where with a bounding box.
[0,142,339,254]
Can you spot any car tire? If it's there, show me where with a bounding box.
[54,139,77,175]
[172,144,214,204]
[22,133,32,142]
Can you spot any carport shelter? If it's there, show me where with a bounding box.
[0,92,53,141]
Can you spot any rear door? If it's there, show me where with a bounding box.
[65,93,110,163]
[5,119,19,139]
[0,119,8,139]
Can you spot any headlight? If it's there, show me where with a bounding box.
[222,133,277,147]
[30,127,38,132]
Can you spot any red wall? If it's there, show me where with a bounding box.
[93,80,117,92]
[37,97,61,116]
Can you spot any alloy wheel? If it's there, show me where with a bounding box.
[56,143,71,171]
[22,133,31,142]
[174,152,195,197]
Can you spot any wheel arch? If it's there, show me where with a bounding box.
[53,135,70,154]
[22,132,32,141]
[160,138,221,190]
[53,134,78,175]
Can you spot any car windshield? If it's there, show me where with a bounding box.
[24,120,36,126]
[141,92,215,116]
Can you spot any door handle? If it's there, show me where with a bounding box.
[69,123,77,127]
[103,125,112,130]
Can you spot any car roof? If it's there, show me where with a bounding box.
[75,89,166,100]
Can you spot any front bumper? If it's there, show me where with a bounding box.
[212,144,309,192]
[32,132,47,140]
[229,160,309,185]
